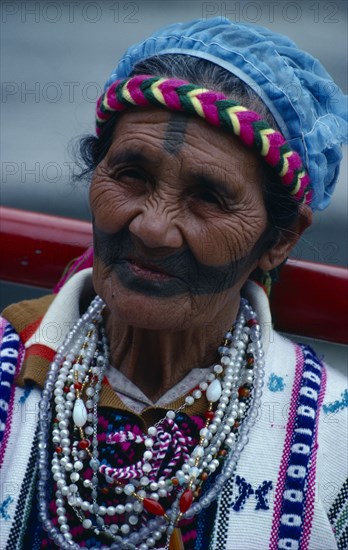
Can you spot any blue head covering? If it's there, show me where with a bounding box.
[104,18,348,211]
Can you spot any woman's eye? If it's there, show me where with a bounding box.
[195,191,222,205]
[117,168,147,182]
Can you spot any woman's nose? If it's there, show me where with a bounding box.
[128,202,184,249]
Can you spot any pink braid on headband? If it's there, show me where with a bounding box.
[96,75,312,205]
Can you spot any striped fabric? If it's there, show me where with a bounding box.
[270,345,326,550]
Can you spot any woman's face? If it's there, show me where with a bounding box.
[90,108,273,330]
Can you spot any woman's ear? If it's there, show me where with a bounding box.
[258,204,312,272]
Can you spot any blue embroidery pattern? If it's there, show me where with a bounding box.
[268,373,286,392]
[0,495,14,520]
[323,389,348,415]
[232,476,273,512]
[255,480,273,510]
[277,345,324,549]
[232,475,254,511]
[18,386,32,404]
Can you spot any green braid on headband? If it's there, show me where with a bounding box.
[96,75,312,205]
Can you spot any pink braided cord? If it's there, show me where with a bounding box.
[99,418,193,484]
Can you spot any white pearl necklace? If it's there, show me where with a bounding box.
[37,295,265,549]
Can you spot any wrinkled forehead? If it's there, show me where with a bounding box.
[108,108,262,180]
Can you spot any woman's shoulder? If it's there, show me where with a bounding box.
[1,294,56,336]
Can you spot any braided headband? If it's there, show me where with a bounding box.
[96,75,312,205]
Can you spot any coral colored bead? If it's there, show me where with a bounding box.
[55,446,62,454]
[78,439,90,449]
[172,478,179,486]
[204,411,214,420]
[179,489,193,513]
[218,449,227,456]
[200,472,208,481]
[238,387,250,398]
[143,498,166,516]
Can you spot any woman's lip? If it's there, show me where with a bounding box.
[125,258,174,280]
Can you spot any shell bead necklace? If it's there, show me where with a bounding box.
[37,295,265,549]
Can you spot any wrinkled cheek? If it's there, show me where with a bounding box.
[90,183,130,234]
[92,252,116,298]
[194,224,243,267]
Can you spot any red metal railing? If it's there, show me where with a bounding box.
[1,206,347,344]
[0,206,92,288]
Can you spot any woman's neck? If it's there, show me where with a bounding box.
[104,297,240,402]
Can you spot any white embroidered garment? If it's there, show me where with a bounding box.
[0,269,347,549]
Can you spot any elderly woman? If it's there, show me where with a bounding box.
[0,18,347,550]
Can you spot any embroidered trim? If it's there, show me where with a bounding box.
[270,345,326,550]
[195,499,218,549]
[0,321,21,448]
[270,345,304,549]
[194,470,219,550]
[7,429,39,549]
[301,348,327,548]
[0,384,42,548]
[329,478,348,550]
[214,475,235,549]
[0,317,7,345]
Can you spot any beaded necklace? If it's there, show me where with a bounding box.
[37,295,265,549]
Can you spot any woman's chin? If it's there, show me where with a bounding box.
[93,264,237,332]
[96,272,194,331]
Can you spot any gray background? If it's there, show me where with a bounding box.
[1,0,347,311]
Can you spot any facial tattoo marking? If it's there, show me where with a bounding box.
[93,226,266,298]
[163,113,189,155]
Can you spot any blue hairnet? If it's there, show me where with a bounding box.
[104,18,348,211]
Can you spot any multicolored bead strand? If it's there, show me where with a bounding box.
[37,295,265,549]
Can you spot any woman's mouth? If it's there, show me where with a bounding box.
[126,258,174,281]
